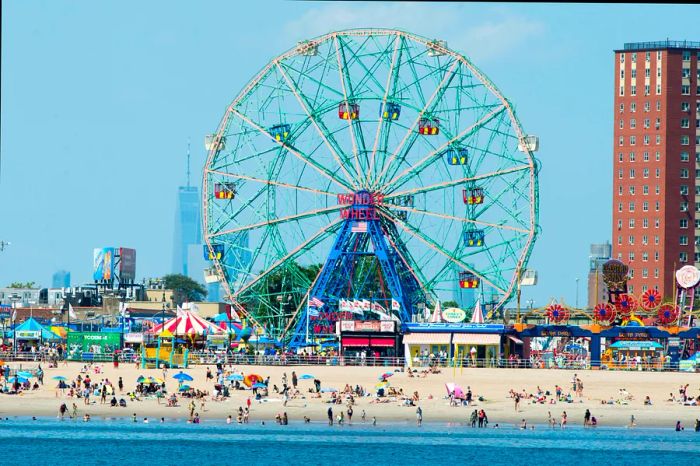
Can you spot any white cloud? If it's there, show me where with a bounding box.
[282,3,544,63]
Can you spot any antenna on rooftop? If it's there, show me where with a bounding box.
[186,138,191,188]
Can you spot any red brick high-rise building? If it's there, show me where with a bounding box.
[613,41,700,300]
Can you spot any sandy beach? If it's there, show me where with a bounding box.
[1,362,699,428]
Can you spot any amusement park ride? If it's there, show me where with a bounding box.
[201,29,540,344]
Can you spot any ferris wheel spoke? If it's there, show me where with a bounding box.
[275,61,359,186]
[207,169,336,197]
[334,35,364,184]
[385,164,530,199]
[368,36,402,187]
[382,105,506,193]
[374,58,460,187]
[380,204,529,235]
[209,204,342,239]
[383,211,506,295]
[381,224,435,301]
[230,107,355,192]
[232,218,343,299]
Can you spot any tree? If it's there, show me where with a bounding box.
[441,300,459,308]
[162,274,207,305]
[7,281,37,289]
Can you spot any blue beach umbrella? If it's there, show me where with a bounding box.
[299,374,315,380]
[52,376,67,381]
[8,377,29,384]
[226,374,244,381]
[173,372,194,382]
[16,371,33,379]
[179,385,191,392]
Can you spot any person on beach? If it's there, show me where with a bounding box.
[514,394,520,412]
[118,377,123,393]
[470,410,478,428]
[547,411,554,428]
[347,406,353,424]
[189,400,196,419]
[520,419,527,430]
[560,411,567,428]
[59,403,67,419]
[227,415,232,424]
[292,371,298,390]
[282,412,288,425]
[694,419,700,432]
[246,397,251,410]
[132,413,137,423]
[193,413,201,424]
[361,410,366,422]
[675,421,683,431]
[327,407,333,426]
[629,415,636,427]
[584,409,591,426]
[416,406,423,426]
[244,407,249,423]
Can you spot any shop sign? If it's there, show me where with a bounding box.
[442,308,466,323]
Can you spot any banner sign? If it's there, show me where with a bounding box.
[124,333,144,343]
[16,330,41,339]
[338,320,396,333]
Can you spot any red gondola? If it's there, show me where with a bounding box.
[418,117,439,135]
[338,102,359,120]
[458,271,479,289]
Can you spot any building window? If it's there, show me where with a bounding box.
[629,235,635,245]
[619,185,623,195]
[619,136,624,146]
[657,51,662,60]
[681,151,690,162]
[642,269,648,278]
[643,168,649,178]
[620,53,625,63]
[643,135,650,145]
[618,152,623,162]
[654,235,659,245]
[629,218,635,228]
[619,119,624,129]
[642,235,648,245]
[643,152,649,162]
[645,51,650,62]
[681,235,689,246]
[681,185,689,195]
[619,86,624,96]
[682,50,691,61]
[643,118,650,129]
[643,201,649,211]
[681,218,689,228]
[682,102,690,112]
[695,169,700,178]
[618,235,622,245]
[643,185,648,195]
[656,84,661,95]
[618,219,623,229]
[629,202,635,212]
[644,84,650,96]
[655,152,660,162]
[629,185,635,195]
[618,169,623,179]
[629,152,636,162]
[618,202,623,212]
[656,101,661,111]
[655,218,659,228]
[630,136,636,145]
[655,135,661,145]
[644,101,650,112]
[681,201,689,211]
[631,85,637,96]
[654,268,659,278]
[630,102,636,112]
[696,186,700,195]
[681,168,689,178]
[696,253,700,263]
[681,118,690,128]
[655,168,660,178]
[629,252,635,261]
[695,202,700,212]
[682,85,690,95]
[655,118,661,130]
[630,168,635,178]
[681,135,690,145]
[643,218,649,228]
[681,252,689,263]
[656,201,660,211]
[682,68,691,78]
[632,52,637,62]
[655,185,660,195]
[619,102,624,112]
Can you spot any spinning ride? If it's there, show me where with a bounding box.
[202,29,539,342]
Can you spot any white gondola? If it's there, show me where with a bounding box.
[427,40,448,57]
[518,135,539,152]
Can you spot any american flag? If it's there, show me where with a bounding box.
[351,221,367,233]
[309,296,325,308]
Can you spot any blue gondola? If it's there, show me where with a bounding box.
[463,229,485,247]
[379,102,401,120]
[269,124,291,142]
[204,244,225,261]
[445,147,468,165]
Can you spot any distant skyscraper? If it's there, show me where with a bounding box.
[612,41,700,298]
[172,142,202,276]
[587,242,612,308]
[52,270,70,288]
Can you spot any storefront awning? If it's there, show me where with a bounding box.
[507,335,524,345]
[370,337,395,347]
[342,336,370,347]
[453,333,500,345]
[403,333,451,345]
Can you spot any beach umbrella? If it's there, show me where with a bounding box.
[226,374,244,381]
[16,371,33,378]
[243,374,263,387]
[150,377,165,384]
[137,376,148,383]
[299,374,315,380]
[251,382,267,389]
[179,385,191,392]
[173,372,194,382]
[8,376,28,384]
[52,376,67,381]
[378,372,393,380]
[375,381,390,389]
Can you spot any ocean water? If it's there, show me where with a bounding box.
[1,419,699,465]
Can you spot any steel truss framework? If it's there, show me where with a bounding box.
[202,29,540,342]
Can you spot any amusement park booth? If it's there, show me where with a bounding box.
[337,320,400,360]
[604,340,664,369]
[402,323,507,367]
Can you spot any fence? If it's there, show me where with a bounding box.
[1,351,695,372]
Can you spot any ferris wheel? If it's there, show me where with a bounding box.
[203,29,539,340]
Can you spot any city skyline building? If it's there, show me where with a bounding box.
[51,270,70,288]
[587,242,612,308]
[172,141,202,277]
[612,40,700,299]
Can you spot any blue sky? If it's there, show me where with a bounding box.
[1,1,698,308]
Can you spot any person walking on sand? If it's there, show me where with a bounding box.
[291,371,298,390]
[584,409,591,427]
[416,406,423,426]
[560,411,567,428]
[327,407,334,426]
[629,415,636,427]
[470,410,478,428]
[347,406,353,424]
[361,410,366,423]
[118,377,123,393]
[514,394,521,412]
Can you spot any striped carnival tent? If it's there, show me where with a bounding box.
[148,308,223,336]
